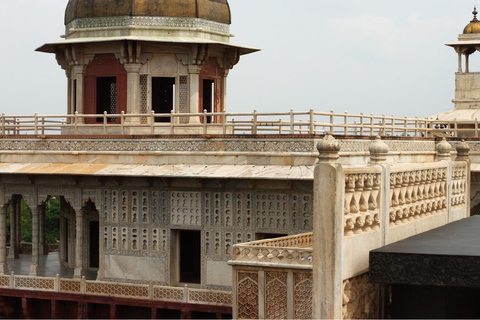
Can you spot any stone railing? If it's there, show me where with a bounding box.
[230,233,314,320]
[0,274,231,307]
[231,136,471,320]
[0,110,465,136]
[232,233,313,269]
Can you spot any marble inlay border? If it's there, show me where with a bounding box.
[66,16,230,35]
[0,139,437,154]
[0,140,315,153]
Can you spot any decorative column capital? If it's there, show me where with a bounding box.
[123,63,142,73]
[436,138,452,161]
[188,65,203,74]
[317,133,341,162]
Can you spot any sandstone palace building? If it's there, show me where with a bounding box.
[0,1,478,319]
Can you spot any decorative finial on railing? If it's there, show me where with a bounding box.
[317,133,340,162]
[456,139,470,161]
[436,138,452,161]
[369,136,389,164]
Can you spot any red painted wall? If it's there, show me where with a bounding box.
[84,54,127,124]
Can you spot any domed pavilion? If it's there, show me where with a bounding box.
[37,0,258,132]
[434,6,480,137]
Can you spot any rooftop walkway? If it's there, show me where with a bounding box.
[6,253,97,280]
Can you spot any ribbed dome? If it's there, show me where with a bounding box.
[464,6,480,34]
[65,0,231,26]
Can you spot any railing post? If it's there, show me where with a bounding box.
[344,111,348,135]
[290,109,295,134]
[404,116,408,137]
[370,113,374,136]
[253,110,258,135]
[1,113,4,136]
[184,284,188,303]
[170,110,175,135]
[34,112,38,135]
[309,109,314,134]
[74,111,79,135]
[390,114,395,136]
[151,111,155,135]
[454,118,458,137]
[121,111,125,135]
[55,274,60,292]
[359,113,364,136]
[81,276,86,294]
[279,119,283,134]
[10,272,14,289]
[149,282,154,300]
[103,112,107,135]
[222,109,227,135]
[329,110,334,133]
[313,134,343,319]
[203,110,208,135]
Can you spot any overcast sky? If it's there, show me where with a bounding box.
[0,0,477,118]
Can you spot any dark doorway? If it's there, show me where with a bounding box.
[202,79,214,123]
[179,230,201,284]
[96,76,117,122]
[89,221,99,268]
[255,233,288,240]
[152,77,175,122]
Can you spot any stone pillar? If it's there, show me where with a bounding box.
[0,205,9,275]
[188,65,202,124]
[220,69,229,113]
[436,138,452,161]
[15,198,21,253]
[39,204,48,255]
[73,65,85,123]
[29,205,41,276]
[124,64,142,124]
[74,207,84,278]
[466,53,470,73]
[8,197,18,259]
[312,133,344,319]
[458,51,463,73]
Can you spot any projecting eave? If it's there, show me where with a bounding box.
[36,36,260,55]
[445,40,480,47]
[0,163,313,181]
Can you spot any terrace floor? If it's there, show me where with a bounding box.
[6,253,97,280]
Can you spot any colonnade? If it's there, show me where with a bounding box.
[0,195,88,279]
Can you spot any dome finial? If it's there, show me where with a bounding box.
[472,5,478,22]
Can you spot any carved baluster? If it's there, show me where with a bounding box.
[358,174,368,212]
[397,174,405,206]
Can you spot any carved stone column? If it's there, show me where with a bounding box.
[8,197,18,259]
[124,63,142,124]
[72,65,85,123]
[29,205,41,276]
[313,133,343,319]
[188,65,202,124]
[0,204,9,275]
[74,207,84,278]
[39,204,48,255]
[15,198,21,253]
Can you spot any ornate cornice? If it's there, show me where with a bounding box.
[66,16,230,35]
